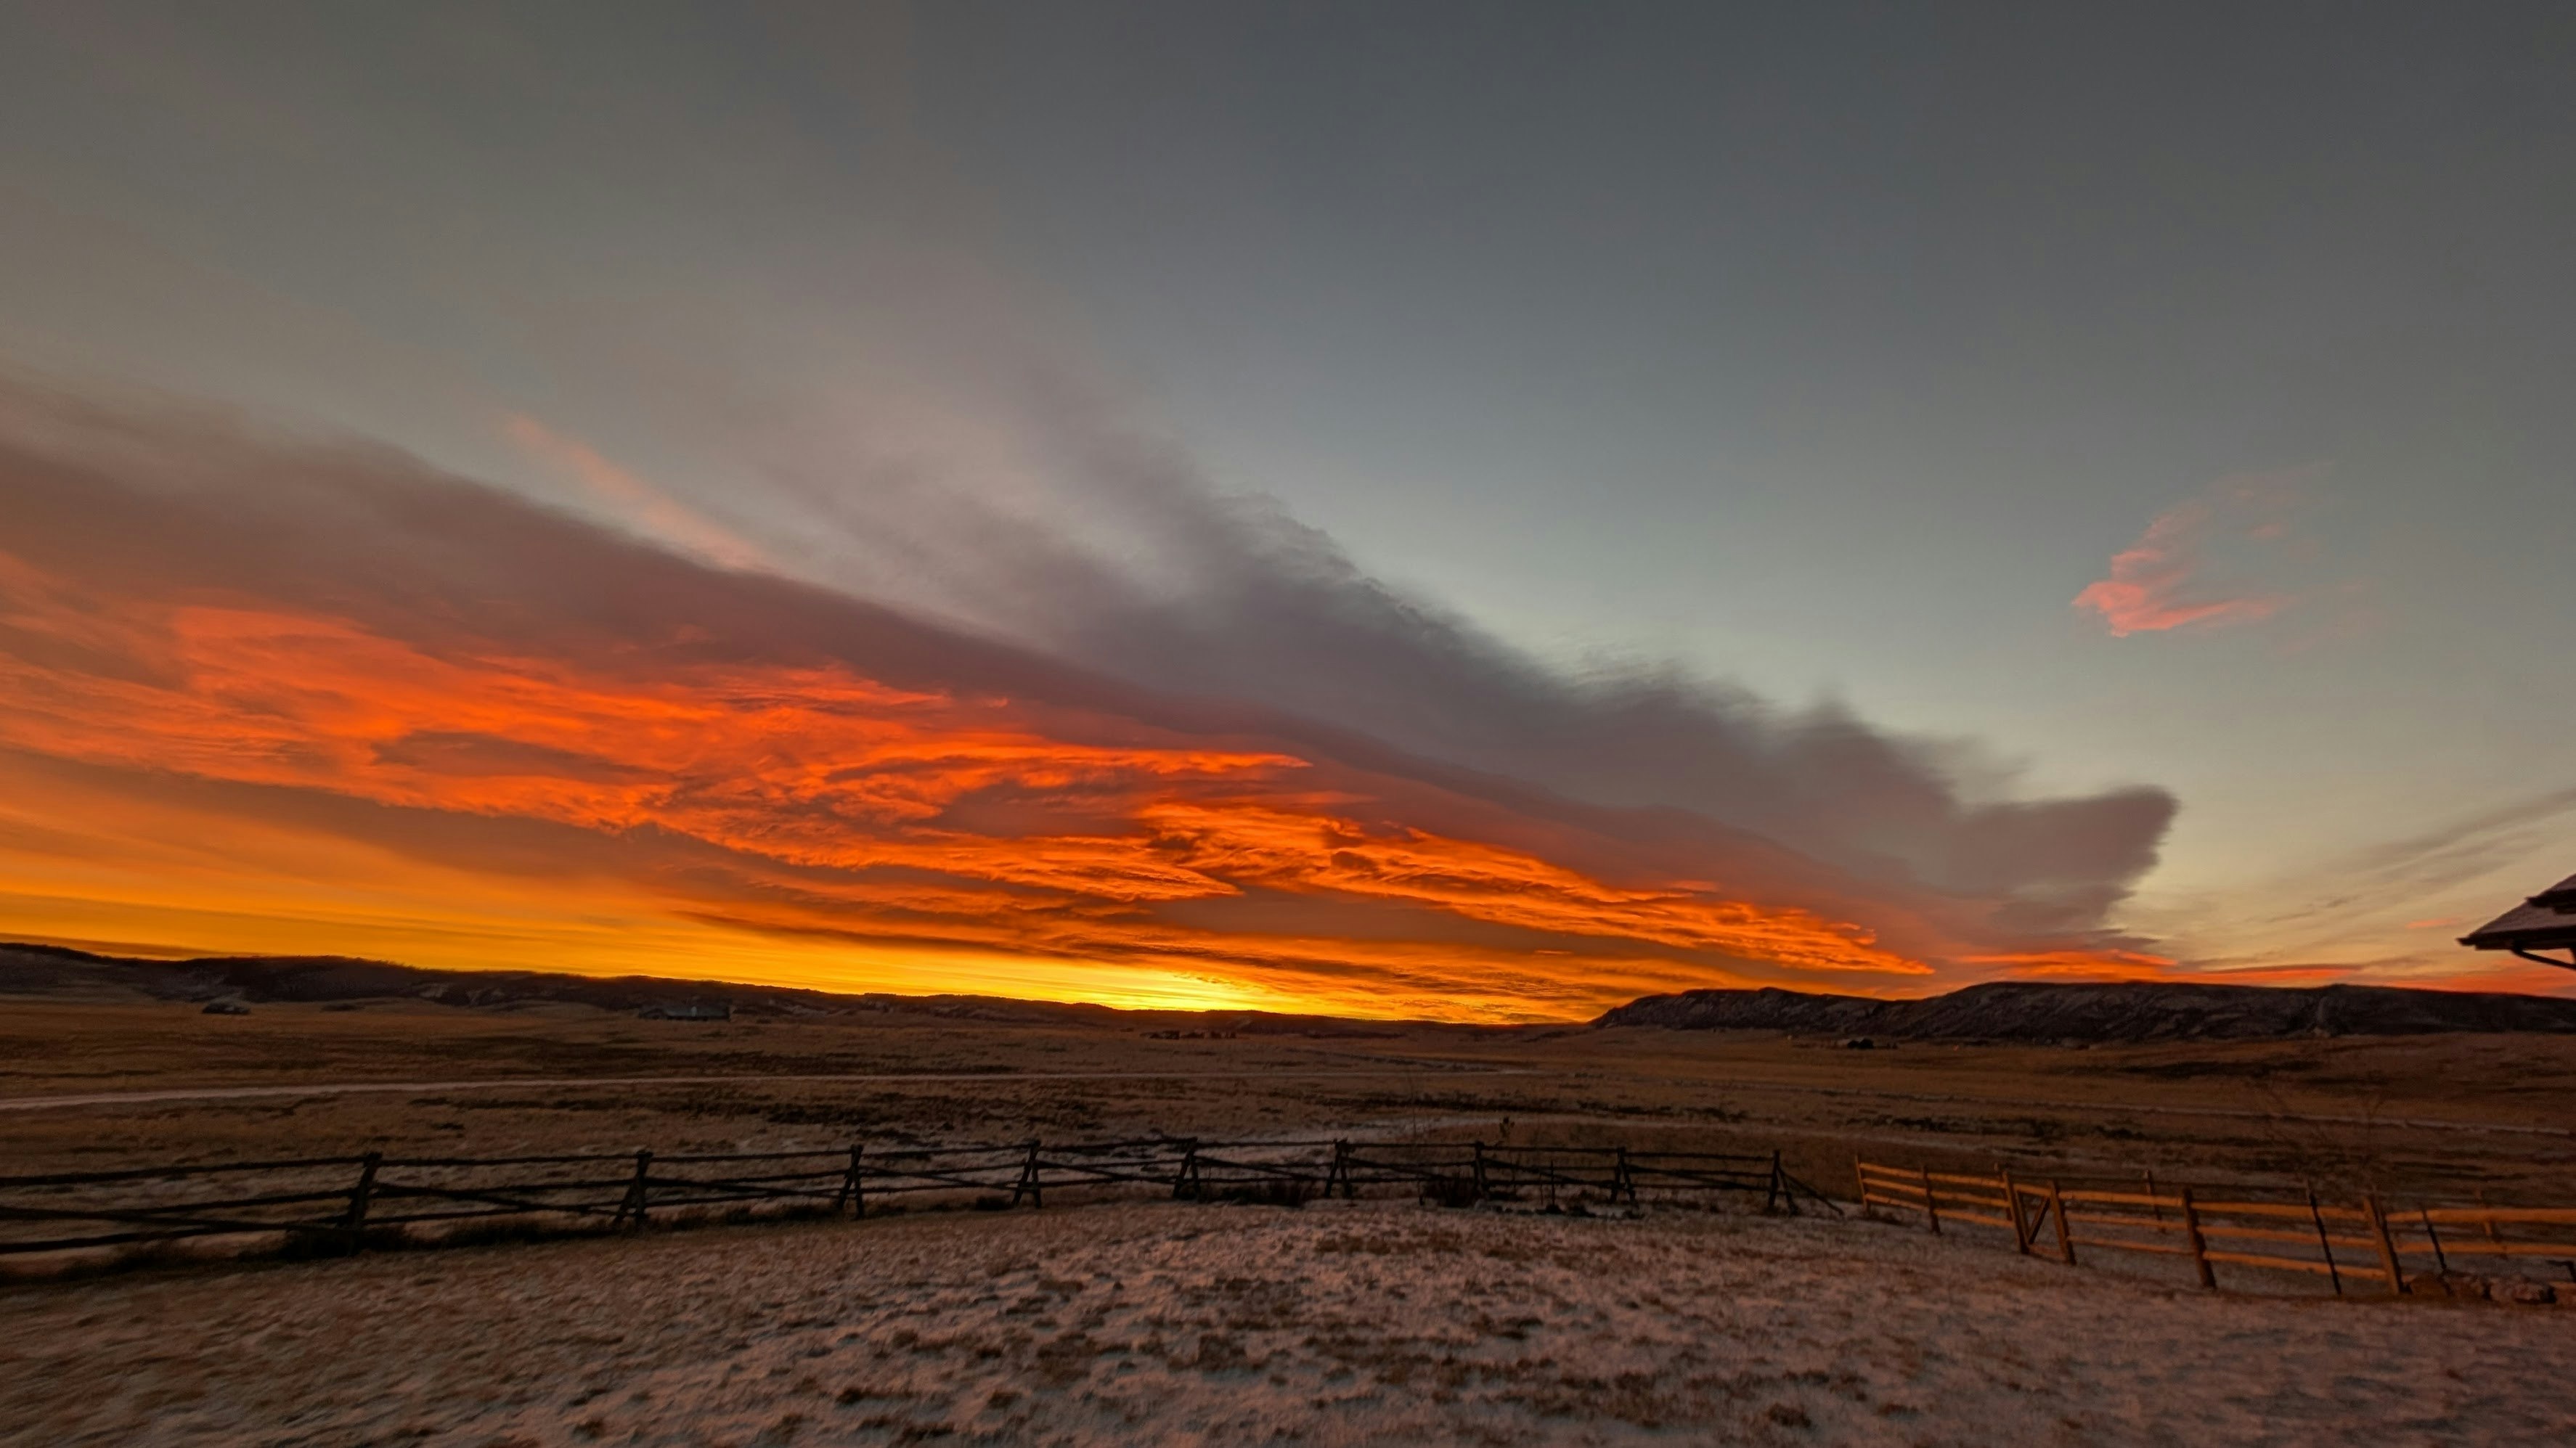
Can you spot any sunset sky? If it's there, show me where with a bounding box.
[1,4,2572,1017]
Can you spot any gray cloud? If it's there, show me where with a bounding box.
[749,368,2177,941]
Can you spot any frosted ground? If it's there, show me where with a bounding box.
[6,1200,2571,1447]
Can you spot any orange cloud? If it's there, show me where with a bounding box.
[2413,962,2576,997]
[0,552,1929,1018]
[2193,964,2359,986]
[1960,949,2183,983]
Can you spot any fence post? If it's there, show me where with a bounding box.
[838,1145,865,1219]
[1917,1166,1941,1235]
[2418,1208,2449,1275]
[1471,1142,1489,1201]
[1326,1140,1350,1199]
[1854,1154,1870,1219]
[2364,1195,2406,1296]
[2047,1180,2074,1265]
[1011,1140,1043,1208]
[2178,1186,2215,1290]
[2000,1166,2027,1254]
[1615,1145,1637,1205]
[615,1149,653,1231]
[1173,1140,1201,1201]
[1763,1150,1785,1215]
[2477,1190,2504,1250]
[2144,1170,2162,1224]
[340,1150,382,1245]
[2307,1188,2341,1297]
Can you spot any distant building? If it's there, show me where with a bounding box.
[2461,872,2576,972]
[201,999,251,1015]
[637,1002,732,1021]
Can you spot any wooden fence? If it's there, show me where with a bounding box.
[1855,1157,2576,1298]
[0,1137,1833,1265]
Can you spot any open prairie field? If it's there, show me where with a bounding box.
[11,995,2576,1445]
[7,996,2576,1202]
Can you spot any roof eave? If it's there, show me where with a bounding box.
[2461,925,2576,952]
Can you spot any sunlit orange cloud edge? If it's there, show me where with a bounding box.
[0,544,1966,1021]
[5,740,2547,1020]
[0,759,1763,1022]
[0,759,1333,1014]
[3,576,2531,1018]
[0,675,1831,1025]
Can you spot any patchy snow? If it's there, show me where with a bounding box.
[4,1200,2572,1446]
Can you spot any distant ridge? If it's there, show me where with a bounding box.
[1594,981,2576,1042]
[0,943,1403,1035]
[18,941,2574,1041]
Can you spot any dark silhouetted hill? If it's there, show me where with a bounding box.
[0,942,1403,1035]
[1594,980,2576,1042]
[19,941,2570,1042]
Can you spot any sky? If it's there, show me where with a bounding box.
[0,2,2570,1018]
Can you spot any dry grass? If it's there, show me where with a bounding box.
[6,997,2575,1204]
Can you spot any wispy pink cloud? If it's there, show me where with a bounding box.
[505,415,765,570]
[2074,468,2318,637]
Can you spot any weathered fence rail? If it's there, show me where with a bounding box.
[0,1137,1833,1265]
[1856,1157,2576,1301]
[25,1134,2561,1303]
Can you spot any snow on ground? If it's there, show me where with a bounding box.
[5,1198,2572,1447]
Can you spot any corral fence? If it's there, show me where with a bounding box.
[0,1137,1834,1268]
[1856,1157,2576,1301]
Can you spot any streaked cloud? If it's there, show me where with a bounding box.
[2117,782,2576,997]
[505,415,766,570]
